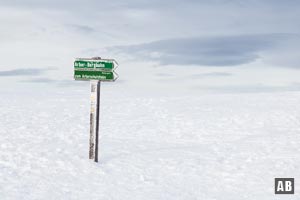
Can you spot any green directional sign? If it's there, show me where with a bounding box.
[74,70,114,81]
[74,59,117,81]
[74,60,114,70]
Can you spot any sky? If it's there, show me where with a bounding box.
[0,0,300,94]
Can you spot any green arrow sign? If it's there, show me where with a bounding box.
[74,70,115,81]
[74,60,114,70]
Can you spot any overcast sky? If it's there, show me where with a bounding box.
[0,0,299,94]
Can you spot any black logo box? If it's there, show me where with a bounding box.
[275,178,294,194]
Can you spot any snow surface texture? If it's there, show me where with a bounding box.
[0,88,300,199]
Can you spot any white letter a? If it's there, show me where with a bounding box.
[277,181,284,191]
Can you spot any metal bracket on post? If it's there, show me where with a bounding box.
[92,57,101,60]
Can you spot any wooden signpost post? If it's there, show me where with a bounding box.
[74,57,118,162]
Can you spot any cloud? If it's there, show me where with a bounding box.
[190,72,232,78]
[155,72,232,81]
[110,34,290,66]
[0,67,56,77]
[193,83,300,93]
[155,73,174,77]
[19,78,89,87]
[20,78,56,83]
[67,24,95,34]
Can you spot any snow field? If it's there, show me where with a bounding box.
[0,89,300,199]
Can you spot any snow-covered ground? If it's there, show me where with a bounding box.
[1,86,300,199]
